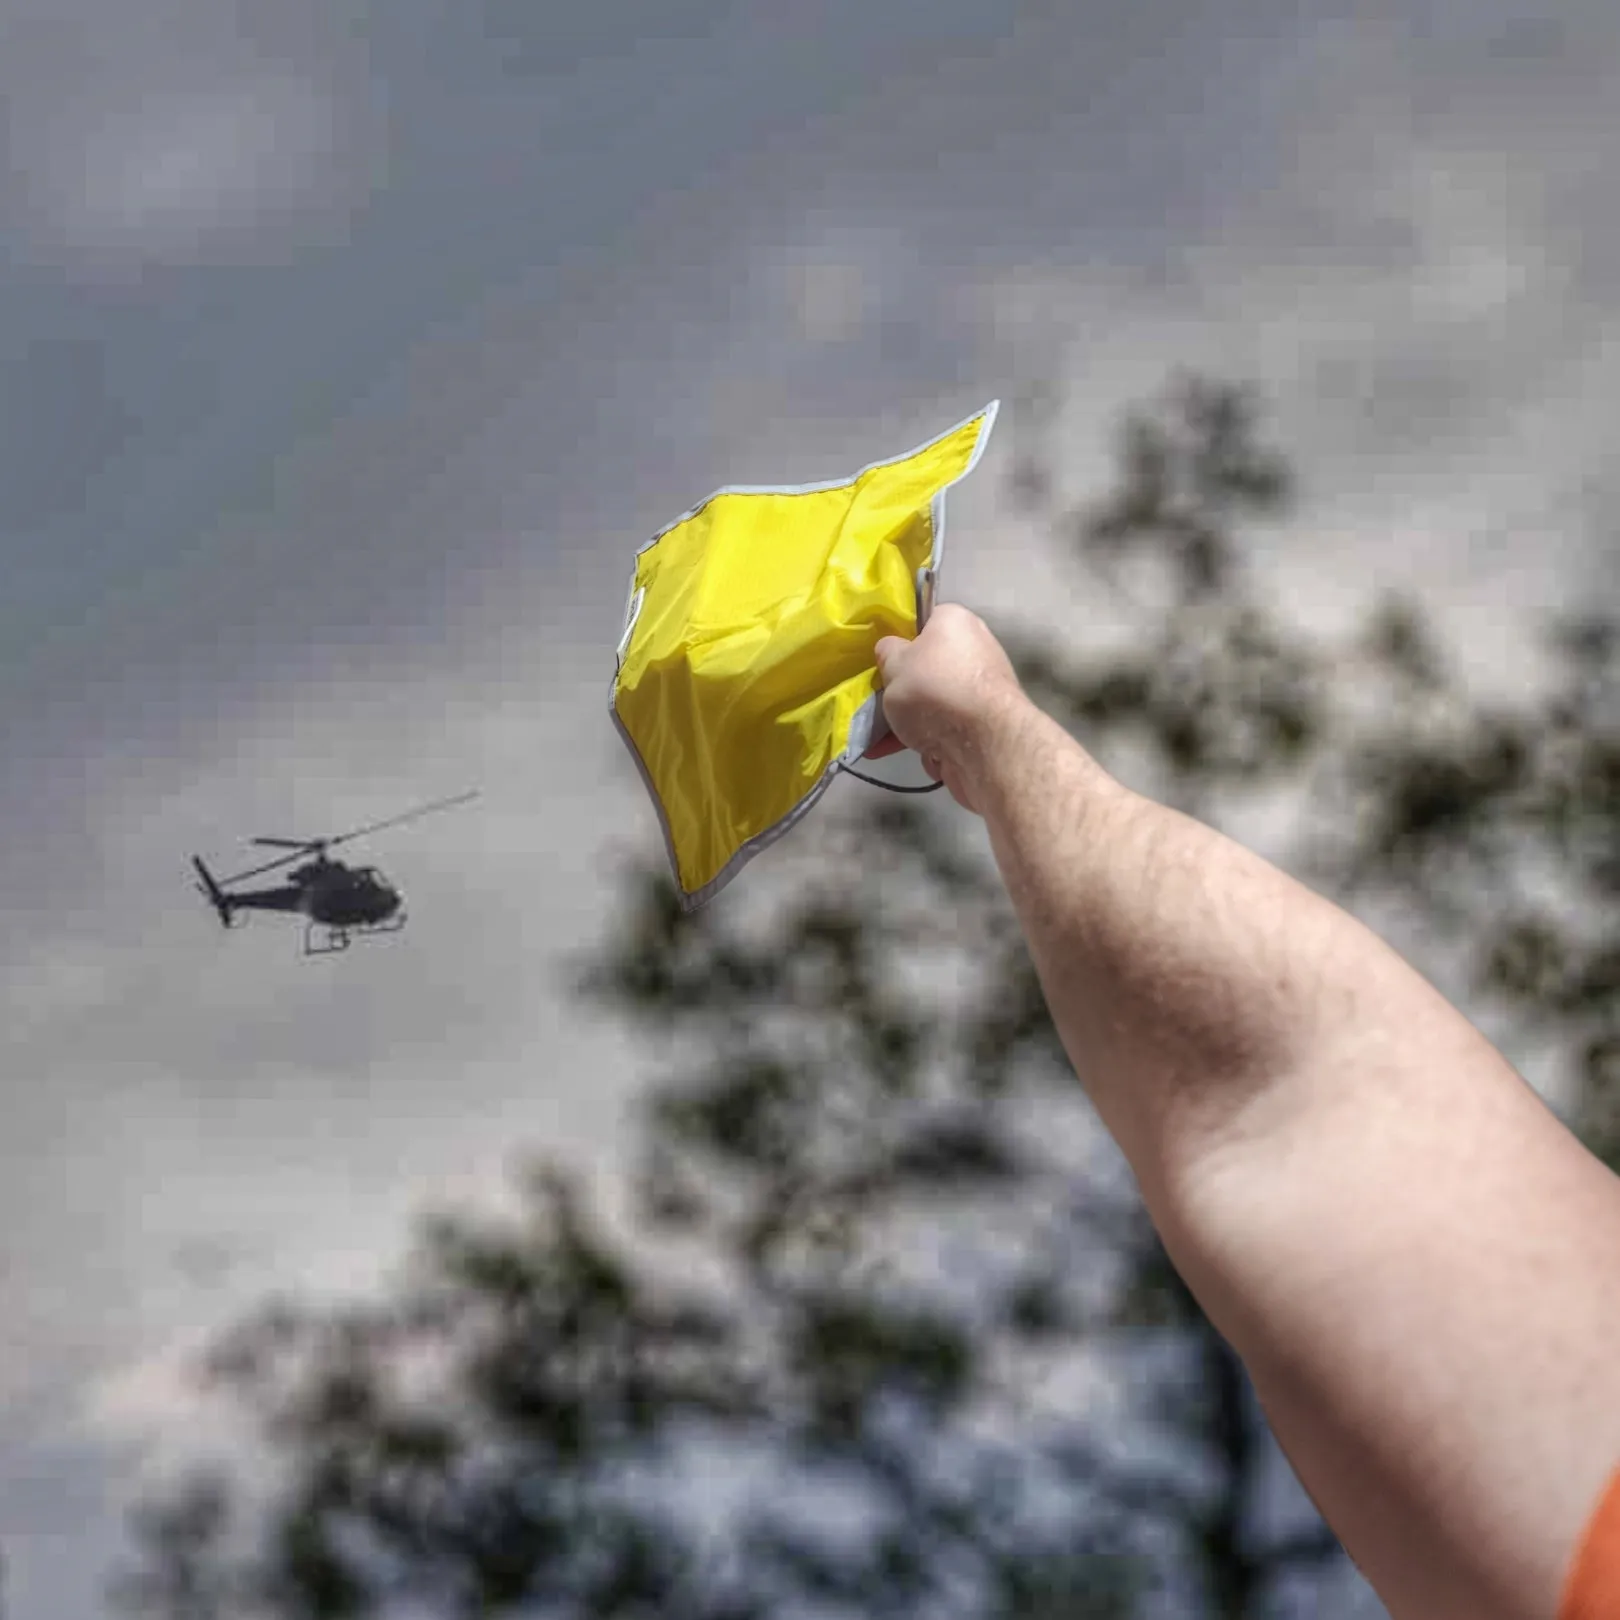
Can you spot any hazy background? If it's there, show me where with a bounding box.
[1,1,1616,1614]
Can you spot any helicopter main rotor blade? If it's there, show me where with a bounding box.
[323,790,480,850]
[205,791,478,888]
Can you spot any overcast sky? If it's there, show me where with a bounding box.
[2,2,1617,1615]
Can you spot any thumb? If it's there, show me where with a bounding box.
[873,635,906,680]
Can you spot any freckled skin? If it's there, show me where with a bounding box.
[873,604,1620,1620]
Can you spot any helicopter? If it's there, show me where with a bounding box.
[190,791,478,955]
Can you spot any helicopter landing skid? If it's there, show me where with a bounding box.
[302,913,407,956]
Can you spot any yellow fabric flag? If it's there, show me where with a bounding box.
[611,401,999,910]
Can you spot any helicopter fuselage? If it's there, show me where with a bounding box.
[296,858,402,927]
[223,858,402,928]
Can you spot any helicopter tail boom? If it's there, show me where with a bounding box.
[191,856,234,927]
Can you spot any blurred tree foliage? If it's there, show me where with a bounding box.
[115,375,1616,1620]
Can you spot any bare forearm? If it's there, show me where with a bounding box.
[968,692,1348,1196]
[966,690,1620,1618]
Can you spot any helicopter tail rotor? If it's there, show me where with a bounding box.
[191,856,235,928]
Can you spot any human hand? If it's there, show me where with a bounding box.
[865,603,1025,813]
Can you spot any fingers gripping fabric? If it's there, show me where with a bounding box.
[610,402,998,911]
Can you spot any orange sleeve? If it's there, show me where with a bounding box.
[1561,1466,1620,1620]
